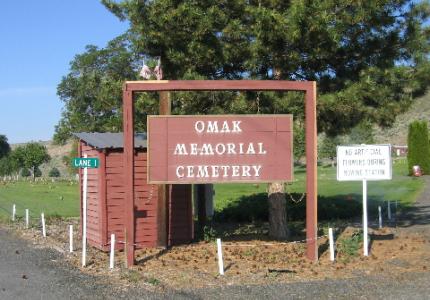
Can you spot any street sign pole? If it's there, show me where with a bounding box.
[82,154,88,267]
[362,179,368,256]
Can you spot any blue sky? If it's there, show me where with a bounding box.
[0,1,128,144]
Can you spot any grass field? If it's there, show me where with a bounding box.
[214,159,425,215]
[0,158,425,221]
[0,181,79,219]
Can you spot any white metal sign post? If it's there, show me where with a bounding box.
[82,154,88,267]
[337,144,392,256]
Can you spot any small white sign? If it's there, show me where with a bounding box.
[337,144,392,181]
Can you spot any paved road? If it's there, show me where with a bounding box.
[1,176,430,299]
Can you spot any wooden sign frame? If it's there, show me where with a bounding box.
[122,80,318,266]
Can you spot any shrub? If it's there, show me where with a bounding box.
[20,168,31,177]
[407,120,430,174]
[213,193,362,222]
[48,167,61,178]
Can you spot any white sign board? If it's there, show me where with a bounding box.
[337,144,392,181]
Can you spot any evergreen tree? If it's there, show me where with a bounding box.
[0,135,10,159]
[407,120,430,174]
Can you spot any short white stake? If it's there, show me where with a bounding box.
[12,204,16,221]
[41,213,46,237]
[109,234,115,269]
[387,201,392,220]
[378,206,382,229]
[362,179,369,256]
[216,238,224,275]
[69,225,74,253]
[329,228,335,262]
[25,209,29,229]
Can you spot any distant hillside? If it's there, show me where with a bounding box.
[11,140,73,178]
[374,92,430,145]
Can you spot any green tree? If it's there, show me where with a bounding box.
[102,0,430,134]
[0,157,13,176]
[0,135,11,159]
[407,120,430,174]
[20,143,50,181]
[53,35,152,144]
[319,134,345,167]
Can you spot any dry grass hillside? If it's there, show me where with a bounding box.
[374,92,430,145]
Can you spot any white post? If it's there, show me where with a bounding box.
[216,238,224,275]
[82,154,88,267]
[69,225,74,253]
[25,209,29,229]
[387,201,391,221]
[109,234,115,269]
[378,206,382,229]
[329,228,335,261]
[41,213,46,237]
[363,180,368,256]
[12,204,16,221]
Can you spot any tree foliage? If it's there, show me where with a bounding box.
[407,120,430,174]
[0,135,11,159]
[53,36,154,144]
[53,1,430,143]
[100,0,430,133]
[13,143,50,181]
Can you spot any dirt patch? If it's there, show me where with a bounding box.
[5,218,430,292]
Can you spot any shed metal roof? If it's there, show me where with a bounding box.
[73,132,147,149]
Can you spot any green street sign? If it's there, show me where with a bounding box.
[72,157,100,168]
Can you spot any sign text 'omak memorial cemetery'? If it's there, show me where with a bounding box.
[147,115,293,184]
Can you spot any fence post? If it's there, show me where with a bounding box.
[216,238,224,275]
[25,209,29,229]
[41,213,46,237]
[110,234,116,269]
[69,225,74,253]
[329,228,335,262]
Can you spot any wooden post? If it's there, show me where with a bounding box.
[197,184,207,231]
[305,82,318,261]
[123,89,135,267]
[158,91,171,247]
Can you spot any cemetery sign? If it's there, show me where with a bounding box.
[148,115,293,184]
[336,144,392,181]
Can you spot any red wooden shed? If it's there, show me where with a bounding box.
[75,132,193,251]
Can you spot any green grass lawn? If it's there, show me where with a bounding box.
[214,158,425,216]
[0,181,79,219]
[0,158,424,222]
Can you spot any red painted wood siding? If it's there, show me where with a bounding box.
[106,150,159,249]
[80,143,193,251]
[80,143,102,248]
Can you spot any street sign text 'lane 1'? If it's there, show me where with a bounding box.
[72,158,100,168]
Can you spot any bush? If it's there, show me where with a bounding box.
[213,193,362,222]
[48,167,61,178]
[407,120,430,174]
[20,168,31,177]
